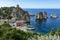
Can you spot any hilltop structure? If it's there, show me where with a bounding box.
[11,5,30,22]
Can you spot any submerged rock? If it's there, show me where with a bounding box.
[29,13,35,16]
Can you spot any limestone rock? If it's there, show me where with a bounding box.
[43,11,48,19]
[11,5,30,22]
[36,12,43,20]
[36,11,47,21]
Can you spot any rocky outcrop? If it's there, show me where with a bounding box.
[36,11,47,20]
[29,14,35,16]
[11,5,30,22]
[36,12,43,20]
[22,11,30,22]
[43,11,48,19]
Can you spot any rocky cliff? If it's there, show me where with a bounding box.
[11,5,30,22]
[0,5,30,22]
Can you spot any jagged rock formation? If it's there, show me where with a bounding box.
[23,11,30,22]
[36,11,47,20]
[11,5,30,22]
[36,12,43,20]
[43,11,47,19]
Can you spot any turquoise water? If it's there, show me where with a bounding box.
[24,9,60,34]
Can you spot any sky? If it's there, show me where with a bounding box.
[0,0,60,8]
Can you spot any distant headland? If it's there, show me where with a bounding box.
[0,5,30,23]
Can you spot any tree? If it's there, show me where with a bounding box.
[57,27,60,36]
[50,28,55,36]
[7,16,12,19]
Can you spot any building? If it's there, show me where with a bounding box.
[9,20,25,27]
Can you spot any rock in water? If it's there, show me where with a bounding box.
[36,11,48,22]
[43,11,48,19]
[36,12,43,20]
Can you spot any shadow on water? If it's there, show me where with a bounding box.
[36,19,47,24]
[35,19,49,34]
[43,19,47,22]
[36,20,42,24]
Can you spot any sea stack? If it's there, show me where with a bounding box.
[36,12,43,20]
[36,11,48,21]
[43,11,48,19]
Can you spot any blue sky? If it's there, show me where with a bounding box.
[0,0,60,8]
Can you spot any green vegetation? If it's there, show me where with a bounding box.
[0,7,30,20]
[0,7,14,19]
[50,28,56,36]
[0,23,60,40]
[57,27,60,36]
[0,23,41,40]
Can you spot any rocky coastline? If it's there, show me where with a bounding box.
[11,5,30,22]
[0,5,58,24]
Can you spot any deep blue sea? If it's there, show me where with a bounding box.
[24,9,60,34]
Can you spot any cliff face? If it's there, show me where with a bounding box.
[24,11,30,22]
[11,5,30,22]
[0,5,30,22]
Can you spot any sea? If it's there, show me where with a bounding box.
[24,9,60,34]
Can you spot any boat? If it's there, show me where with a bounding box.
[27,25,35,30]
[22,24,35,30]
[27,28,35,30]
[50,14,58,18]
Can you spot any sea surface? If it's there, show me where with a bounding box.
[24,9,60,34]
